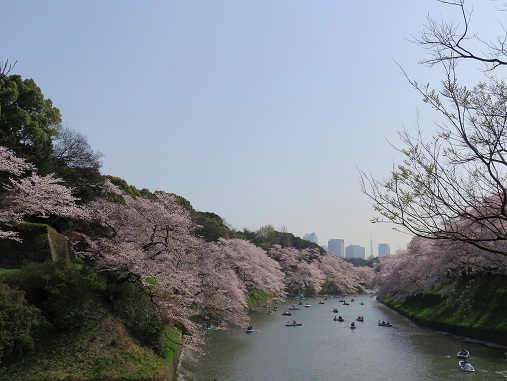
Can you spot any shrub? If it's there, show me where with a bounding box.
[0,284,42,362]
[6,261,90,330]
[106,282,170,357]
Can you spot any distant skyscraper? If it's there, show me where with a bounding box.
[370,233,373,258]
[303,232,318,244]
[328,239,344,258]
[378,243,391,257]
[345,245,365,259]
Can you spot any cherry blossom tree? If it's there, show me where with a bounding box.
[217,238,285,298]
[0,146,33,175]
[319,254,374,292]
[74,181,284,349]
[0,146,84,241]
[372,235,507,301]
[267,245,373,296]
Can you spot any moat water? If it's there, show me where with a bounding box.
[177,294,507,381]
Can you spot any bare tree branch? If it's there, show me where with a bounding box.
[361,60,507,255]
[414,0,507,70]
[0,59,17,76]
[52,124,103,169]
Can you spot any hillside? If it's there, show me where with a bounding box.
[380,273,507,345]
[0,264,181,381]
[0,135,372,379]
[373,236,507,346]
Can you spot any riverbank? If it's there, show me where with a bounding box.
[380,274,507,347]
[0,296,181,381]
[0,301,183,381]
[0,263,183,381]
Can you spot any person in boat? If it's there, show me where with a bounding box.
[462,359,473,371]
[459,347,468,355]
[351,322,355,327]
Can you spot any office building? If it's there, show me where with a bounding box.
[328,239,345,258]
[303,232,318,244]
[345,245,365,259]
[378,243,391,257]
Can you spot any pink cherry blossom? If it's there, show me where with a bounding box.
[372,235,507,301]
[0,146,84,240]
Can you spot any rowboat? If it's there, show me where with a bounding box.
[458,360,475,372]
[285,322,303,327]
[457,349,470,359]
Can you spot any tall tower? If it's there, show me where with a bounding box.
[370,233,373,258]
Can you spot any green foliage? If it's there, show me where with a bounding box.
[171,194,195,212]
[345,257,378,268]
[320,279,340,295]
[5,261,90,330]
[194,211,230,241]
[53,164,105,203]
[382,274,507,334]
[0,263,180,379]
[105,175,153,198]
[245,289,272,307]
[0,298,180,381]
[243,226,325,253]
[284,276,316,298]
[106,282,170,357]
[0,284,42,362]
[0,74,61,174]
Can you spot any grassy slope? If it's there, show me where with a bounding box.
[0,269,182,381]
[382,274,507,344]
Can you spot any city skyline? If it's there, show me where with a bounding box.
[301,232,403,258]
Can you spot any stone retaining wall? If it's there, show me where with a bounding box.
[0,224,73,268]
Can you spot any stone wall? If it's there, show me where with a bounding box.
[0,224,73,268]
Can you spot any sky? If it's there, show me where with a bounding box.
[2,1,502,255]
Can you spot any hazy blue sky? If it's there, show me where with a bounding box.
[3,1,501,254]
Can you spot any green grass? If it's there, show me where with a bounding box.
[0,268,20,282]
[0,301,181,381]
[245,289,272,307]
[382,274,507,334]
[0,262,181,381]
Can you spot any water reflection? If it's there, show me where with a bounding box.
[177,295,507,381]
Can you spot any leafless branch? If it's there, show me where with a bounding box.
[414,0,507,70]
[0,59,17,75]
